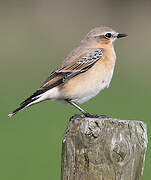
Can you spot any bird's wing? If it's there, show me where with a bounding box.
[20,48,103,106]
[42,48,103,87]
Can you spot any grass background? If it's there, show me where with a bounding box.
[0,0,151,179]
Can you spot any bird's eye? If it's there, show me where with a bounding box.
[105,33,112,39]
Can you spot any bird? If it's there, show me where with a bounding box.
[8,26,127,118]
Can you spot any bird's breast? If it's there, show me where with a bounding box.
[60,58,115,104]
[58,46,116,104]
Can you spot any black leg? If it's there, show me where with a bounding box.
[66,99,91,117]
[66,99,108,118]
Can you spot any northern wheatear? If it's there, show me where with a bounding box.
[8,26,127,117]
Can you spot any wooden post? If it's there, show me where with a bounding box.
[61,115,148,180]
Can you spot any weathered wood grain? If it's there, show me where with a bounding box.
[61,115,147,180]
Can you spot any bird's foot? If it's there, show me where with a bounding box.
[99,115,109,119]
[83,113,109,119]
[71,114,85,119]
[71,113,109,119]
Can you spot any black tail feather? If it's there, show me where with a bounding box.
[8,96,39,117]
[8,76,65,117]
[20,89,44,106]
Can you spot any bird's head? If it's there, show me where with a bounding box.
[82,26,127,45]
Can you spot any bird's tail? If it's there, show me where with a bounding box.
[8,86,56,117]
[8,95,40,117]
[7,88,46,118]
[8,104,28,117]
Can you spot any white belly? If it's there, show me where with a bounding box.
[73,69,114,104]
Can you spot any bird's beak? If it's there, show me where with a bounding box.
[117,33,127,38]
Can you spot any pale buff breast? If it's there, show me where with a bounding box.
[59,46,116,104]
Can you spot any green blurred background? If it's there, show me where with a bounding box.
[0,0,151,179]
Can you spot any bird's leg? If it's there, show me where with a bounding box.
[66,99,92,117]
[66,99,108,119]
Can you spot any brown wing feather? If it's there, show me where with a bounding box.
[41,48,103,88]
